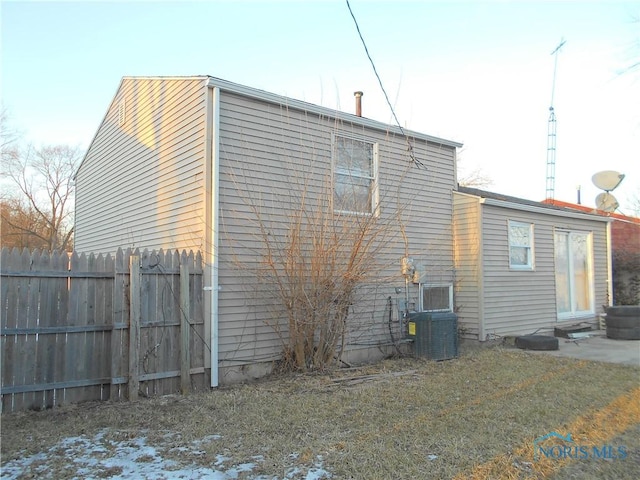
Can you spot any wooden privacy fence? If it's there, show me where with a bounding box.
[1,247,208,413]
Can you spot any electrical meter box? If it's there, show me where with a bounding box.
[407,312,458,360]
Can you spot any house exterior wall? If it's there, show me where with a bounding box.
[75,77,209,253]
[75,76,461,382]
[214,90,459,375]
[478,203,609,338]
[452,192,482,339]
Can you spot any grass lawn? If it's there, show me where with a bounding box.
[2,346,639,479]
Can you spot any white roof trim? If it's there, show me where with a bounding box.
[480,197,612,222]
[205,76,463,148]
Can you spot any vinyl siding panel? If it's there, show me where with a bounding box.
[75,78,459,374]
[75,77,208,253]
[215,91,458,368]
[452,192,482,339]
[479,203,609,338]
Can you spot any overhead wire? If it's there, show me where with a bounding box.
[345,0,426,169]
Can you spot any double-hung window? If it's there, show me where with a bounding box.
[333,134,379,215]
[508,221,534,270]
[554,230,594,318]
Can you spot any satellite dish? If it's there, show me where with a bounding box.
[595,192,619,212]
[592,171,625,192]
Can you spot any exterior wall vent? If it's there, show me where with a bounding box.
[117,99,126,126]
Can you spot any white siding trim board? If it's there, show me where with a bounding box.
[476,197,486,340]
[606,222,613,308]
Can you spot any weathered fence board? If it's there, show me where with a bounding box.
[180,257,190,394]
[1,247,207,413]
[129,254,141,401]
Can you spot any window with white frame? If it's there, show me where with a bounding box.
[420,284,453,312]
[554,230,594,318]
[508,221,534,269]
[333,134,378,215]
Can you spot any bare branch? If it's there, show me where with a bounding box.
[457,150,494,188]
[1,143,81,251]
[0,107,21,152]
[225,150,406,372]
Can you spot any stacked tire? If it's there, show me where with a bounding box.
[605,306,640,340]
[515,335,559,350]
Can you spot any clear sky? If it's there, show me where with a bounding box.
[2,0,639,213]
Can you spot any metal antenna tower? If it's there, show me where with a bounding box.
[545,39,566,203]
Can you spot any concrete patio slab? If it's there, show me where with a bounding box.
[529,330,640,366]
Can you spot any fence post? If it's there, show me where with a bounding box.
[128,255,140,401]
[110,255,120,401]
[180,256,190,394]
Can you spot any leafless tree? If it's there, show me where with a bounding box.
[0,108,21,151]
[1,197,48,250]
[458,166,493,189]
[1,144,82,251]
[457,150,493,188]
[627,188,640,217]
[619,13,640,77]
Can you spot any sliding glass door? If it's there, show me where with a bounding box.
[554,230,594,319]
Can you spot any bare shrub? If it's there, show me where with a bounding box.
[222,134,412,372]
[242,173,402,371]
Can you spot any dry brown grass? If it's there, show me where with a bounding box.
[2,346,639,479]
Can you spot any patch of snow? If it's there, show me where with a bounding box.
[1,452,47,479]
[0,429,332,480]
[283,456,331,480]
[214,454,231,466]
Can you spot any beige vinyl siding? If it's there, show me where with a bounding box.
[479,204,609,338]
[75,77,208,253]
[452,192,482,339]
[75,76,460,374]
[215,91,457,367]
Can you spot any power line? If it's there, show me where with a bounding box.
[345,0,425,169]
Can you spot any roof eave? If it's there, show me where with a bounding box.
[205,76,463,148]
[480,197,613,222]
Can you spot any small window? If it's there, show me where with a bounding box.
[509,221,534,270]
[333,134,378,215]
[420,284,453,312]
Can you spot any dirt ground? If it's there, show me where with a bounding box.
[2,346,639,479]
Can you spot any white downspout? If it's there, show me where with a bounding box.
[210,86,220,387]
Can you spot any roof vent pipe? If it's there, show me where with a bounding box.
[354,91,363,117]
